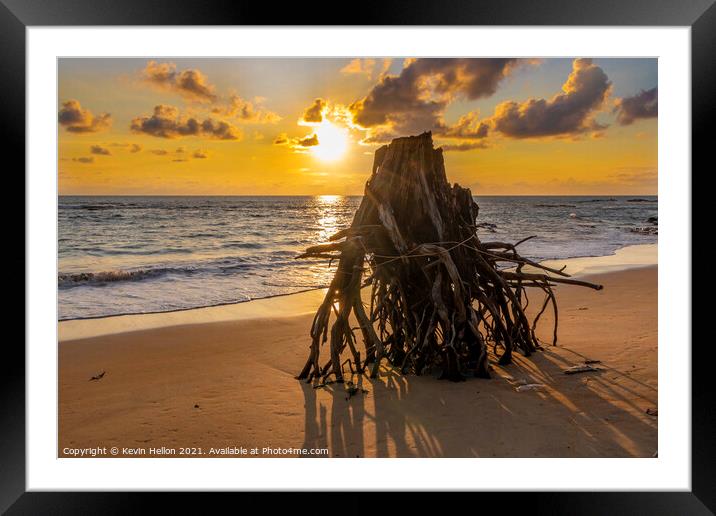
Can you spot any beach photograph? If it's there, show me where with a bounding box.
[58,57,658,459]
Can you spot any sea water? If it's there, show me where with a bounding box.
[58,195,657,319]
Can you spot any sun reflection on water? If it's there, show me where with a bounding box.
[314,195,346,242]
[307,195,352,286]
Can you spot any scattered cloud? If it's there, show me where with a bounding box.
[340,58,392,80]
[440,141,490,152]
[614,87,657,125]
[273,132,319,152]
[58,100,112,133]
[140,61,282,126]
[211,95,281,124]
[130,105,242,140]
[72,156,94,164]
[107,142,143,153]
[198,118,242,140]
[147,147,210,160]
[273,133,289,145]
[490,58,611,138]
[90,144,111,156]
[296,134,319,147]
[301,98,326,124]
[341,58,373,77]
[141,61,217,103]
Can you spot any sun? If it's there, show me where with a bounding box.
[311,121,349,161]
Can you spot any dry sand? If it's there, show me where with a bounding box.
[59,250,657,458]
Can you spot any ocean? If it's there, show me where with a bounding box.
[58,195,658,320]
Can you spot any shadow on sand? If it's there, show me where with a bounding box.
[300,348,657,458]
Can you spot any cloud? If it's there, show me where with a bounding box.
[296,134,318,147]
[341,58,375,77]
[614,87,657,125]
[72,156,94,164]
[141,61,217,102]
[199,118,242,140]
[273,133,289,145]
[340,58,392,79]
[107,142,142,153]
[349,58,524,139]
[436,111,490,140]
[193,149,209,159]
[150,149,168,155]
[58,100,112,133]
[211,94,281,124]
[130,105,242,140]
[301,98,326,124]
[130,105,198,138]
[90,144,111,155]
[273,132,319,152]
[440,141,490,152]
[490,58,611,138]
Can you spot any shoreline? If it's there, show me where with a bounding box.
[58,286,325,323]
[58,243,656,342]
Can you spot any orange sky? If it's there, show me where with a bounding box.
[58,57,657,195]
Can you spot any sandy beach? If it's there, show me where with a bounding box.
[59,245,657,458]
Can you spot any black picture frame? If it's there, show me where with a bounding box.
[3,0,710,512]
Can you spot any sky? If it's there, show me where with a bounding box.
[58,57,657,195]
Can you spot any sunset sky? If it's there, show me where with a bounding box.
[58,57,657,196]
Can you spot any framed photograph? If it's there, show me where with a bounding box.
[5,0,711,511]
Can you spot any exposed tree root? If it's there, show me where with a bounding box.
[296,132,602,383]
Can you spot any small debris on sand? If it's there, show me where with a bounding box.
[89,371,105,381]
[564,364,600,375]
[515,383,546,392]
[194,404,200,409]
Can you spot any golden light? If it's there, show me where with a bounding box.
[315,195,343,241]
[317,194,341,204]
[311,121,349,161]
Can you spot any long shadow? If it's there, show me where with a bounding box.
[300,348,657,458]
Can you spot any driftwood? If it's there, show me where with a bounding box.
[296,132,602,383]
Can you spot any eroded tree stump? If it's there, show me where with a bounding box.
[297,132,601,383]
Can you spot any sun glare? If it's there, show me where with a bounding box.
[311,121,349,161]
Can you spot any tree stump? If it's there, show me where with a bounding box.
[297,132,602,383]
